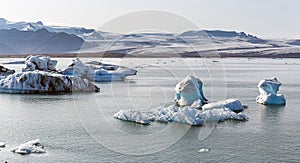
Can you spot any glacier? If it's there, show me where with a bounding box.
[0,71,100,93]
[256,77,286,105]
[11,139,45,155]
[61,58,137,82]
[114,75,248,126]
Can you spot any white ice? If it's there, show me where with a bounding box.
[114,75,248,126]
[113,110,151,125]
[11,139,45,155]
[256,77,286,105]
[23,55,58,72]
[114,105,248,126]
[202,99,244,113]
[62,58,137,82]
[0,71,99,93]
[0,142,5,147]
[174,75,208,108]
[0,65,15,77]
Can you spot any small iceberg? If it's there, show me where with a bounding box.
[114,75,248,126]
[61,58,137,82]
[198,148,210,153]
[0,71,100,93]
[11,139,45,155]
[174,75,208,108]
[256,77,286,105]
[0,65,15,77]
[113,110,151,125]
[0,142,5,147]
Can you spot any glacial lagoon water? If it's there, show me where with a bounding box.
[0,57,300,162]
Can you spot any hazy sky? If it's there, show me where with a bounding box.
[1,0,299,38]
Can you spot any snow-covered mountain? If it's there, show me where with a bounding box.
[0,18,101,37]
[0,18,299,57]
[0,28,84,54]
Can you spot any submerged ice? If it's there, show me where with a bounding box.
[256,77,286,105]
[114,75,248,126]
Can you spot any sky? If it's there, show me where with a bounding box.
[0,0,299,38]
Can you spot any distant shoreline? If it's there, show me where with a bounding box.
[0,52,300,58]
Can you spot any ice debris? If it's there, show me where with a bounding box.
[11,139,45,155]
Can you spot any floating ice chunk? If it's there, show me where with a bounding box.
[23,55,58,71]
[114,75,248,126]
[0,142,5,147]
[202,99,244,113]
[256,77,286,105]
[0,71,99,93]
[61,58,137,82]
[0,65,15,77]
[174,75,208,108]
[114,104,248,126]
[198,148,210,153]
[114,110,150,125]
[11,139,45,155]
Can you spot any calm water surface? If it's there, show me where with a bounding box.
[0,58,299,162]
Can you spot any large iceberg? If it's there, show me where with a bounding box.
[256,77,286,105]
[23,55,58,72]
[11,139,45,155]
[0,71,100,93]
[61,58,137,82]
[114,75,248,126]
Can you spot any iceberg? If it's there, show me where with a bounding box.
[174,75,208,108]
[0,142,5,147]
[198,148,210,153]
[113,110,151,125]
[114,105,248,126]
[256,77,286,105]
[11,139,45,155]
[23,55,58,72]
[114,75,248,126]
[61,58,137,82]
[0,65,15,77]
[0,71,100,93]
